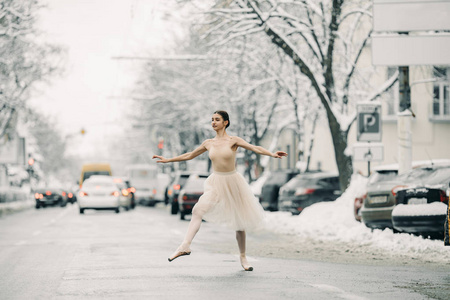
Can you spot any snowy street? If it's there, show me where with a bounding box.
[0,201,448,300]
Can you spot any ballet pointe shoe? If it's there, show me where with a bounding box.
[240,256,253,271]
[168,244,191,262]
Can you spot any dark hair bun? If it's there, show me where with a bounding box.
[214,110,230,128]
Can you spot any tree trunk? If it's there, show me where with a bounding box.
[326,110,353,191]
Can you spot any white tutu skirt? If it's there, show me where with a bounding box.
[193,170,265,231]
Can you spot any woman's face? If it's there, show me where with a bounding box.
[211,113,227,131]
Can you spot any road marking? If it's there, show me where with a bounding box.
[310,284,368,300]
[14,240,27,246]
[32,230,42,236]
[56,206,71,220]
[45,206,72,226]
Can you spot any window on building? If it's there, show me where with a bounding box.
[432,67,450,118]
[384,67,399,117]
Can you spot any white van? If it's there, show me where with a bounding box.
[126,164,159,206]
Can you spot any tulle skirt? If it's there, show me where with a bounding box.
[193,170,265,231]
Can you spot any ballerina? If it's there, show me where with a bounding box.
[153,110,287,271]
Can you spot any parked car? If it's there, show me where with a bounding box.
[66,189,77,204]
[113,177,133,211]
[155,173,172,205]
[260,170,299,211]
[34,187,68,208]
[122,178,136,209]
[279,172,341,215]
[78,175,121,214]
[168,171,209,215]
[392,166,450,237]
[250,172,271,201]
[445,182,450,245]
[178,174,207,220]
[354,164,399,222]
[126,164,159,206]
[361,161,450,230]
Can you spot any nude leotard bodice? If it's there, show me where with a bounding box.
[207,139,237,173]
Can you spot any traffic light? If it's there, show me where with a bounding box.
[158,139,164,150]
[28,158,35,166]
[81,128,86,135]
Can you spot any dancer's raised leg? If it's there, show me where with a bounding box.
[236,230,253,271]
[168,206,203,262]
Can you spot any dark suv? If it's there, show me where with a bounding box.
[260,170,299,211]
[167,171,209,215]
[279,173,341,215]
[392,166,450,237]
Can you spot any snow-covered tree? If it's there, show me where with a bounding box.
[0,0,65,139]
[198,0,398,190]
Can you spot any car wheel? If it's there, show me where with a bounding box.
[115,208,120,213]
[180,211,185,220]
[35,204,40,209]
[125,206,129,211]
[171,202,178,215]
[79,208,84,214]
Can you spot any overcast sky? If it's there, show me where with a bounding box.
[31,0,187,157]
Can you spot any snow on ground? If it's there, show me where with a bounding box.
[264,174,449,261]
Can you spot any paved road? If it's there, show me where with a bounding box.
[0,204,448,299]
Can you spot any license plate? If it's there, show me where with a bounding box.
[283,200,292,206]
[407,198,427,205]
[369,196,387,204]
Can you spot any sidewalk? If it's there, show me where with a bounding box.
[0,199,34,217]
[0,186,34,217]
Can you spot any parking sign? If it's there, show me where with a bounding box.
[357,103,382,142]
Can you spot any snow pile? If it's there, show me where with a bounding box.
[264,174,449,258]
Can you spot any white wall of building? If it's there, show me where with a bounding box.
[306,66,450,176]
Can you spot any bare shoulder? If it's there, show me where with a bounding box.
[202,139,213,148]
[231,136,247,144]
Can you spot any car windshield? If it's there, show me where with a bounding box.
[399,167,435,182]
[184,177,206,191]
[265,173,291,185]
[283,176,314,189]
[368,170,398,184]
[83,171,110,182]
[178,175,190,187]
[422,167,450,185]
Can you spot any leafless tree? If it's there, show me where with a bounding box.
[198,0,398,190]
[0,0,65,139]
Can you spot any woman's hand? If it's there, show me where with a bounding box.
[272,151,288,158]
[152,155,169,163]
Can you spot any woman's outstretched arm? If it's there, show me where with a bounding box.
[233,137,287,158]
[152,140,208,163]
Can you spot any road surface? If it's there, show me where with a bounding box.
[0,204,448,299]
